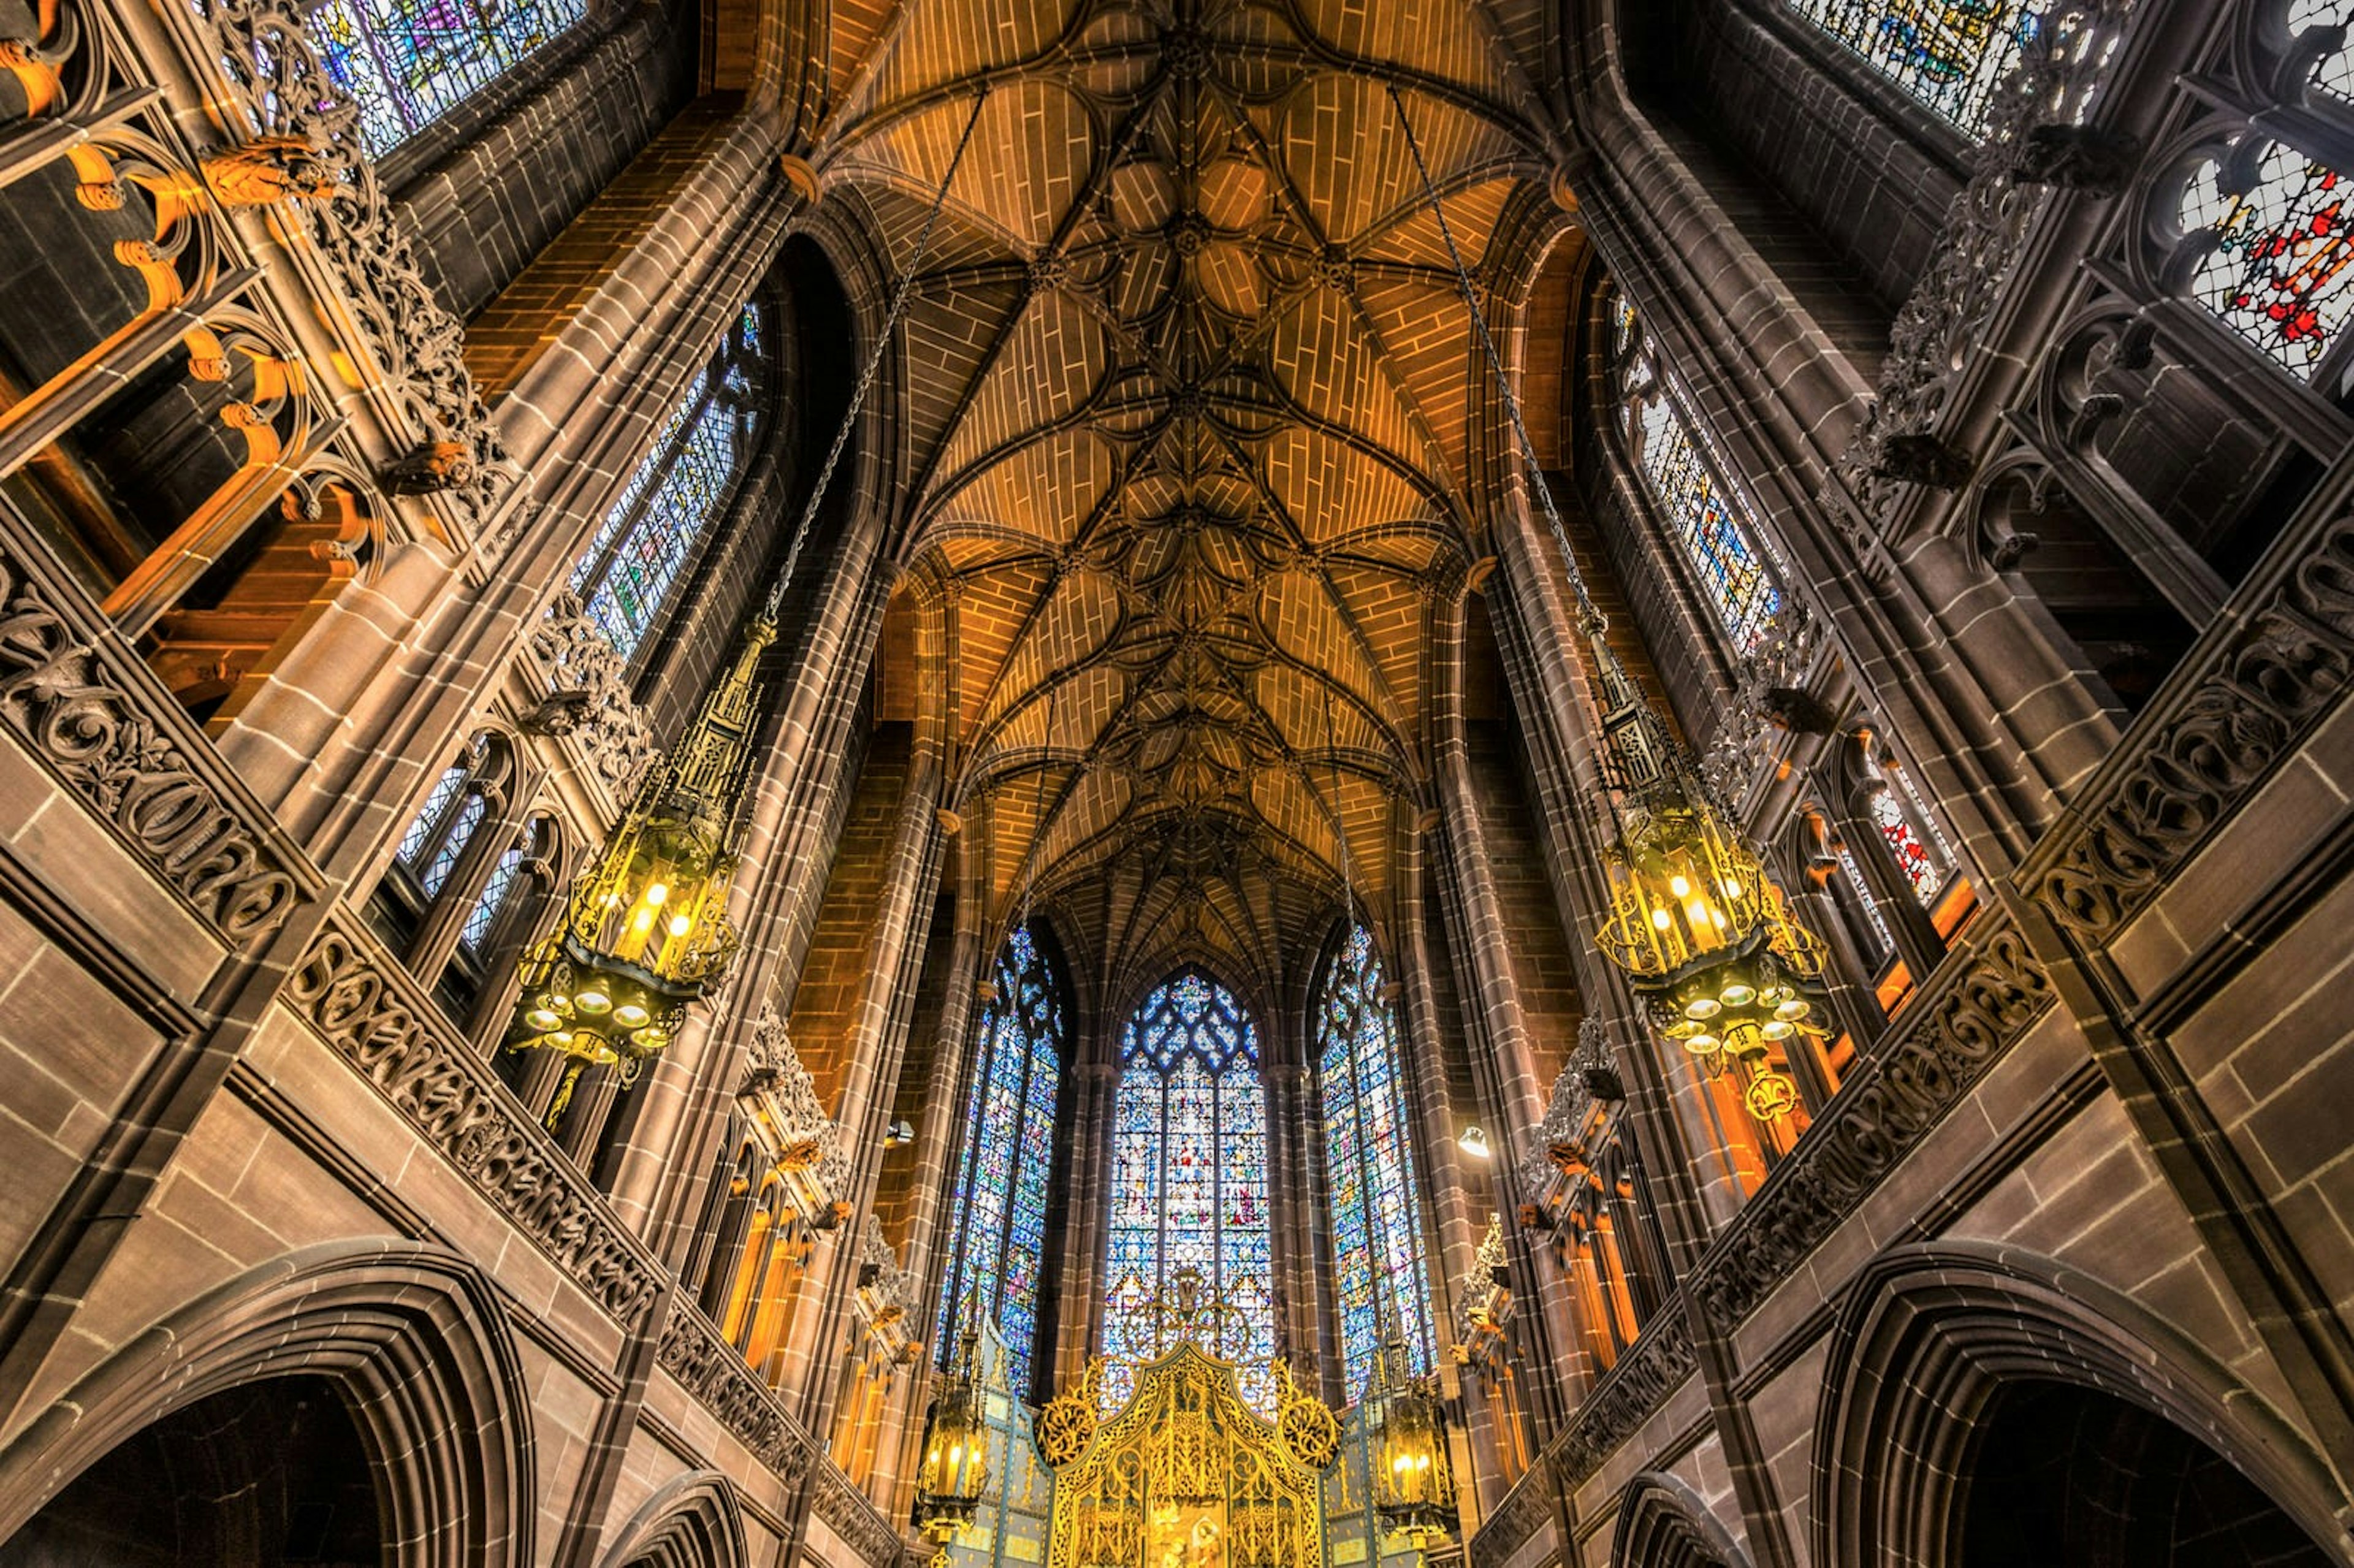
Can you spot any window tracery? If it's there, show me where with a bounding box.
[1782,0,2047,138]
[311,0,588,156]
[2176,142,2354,381]
[936,925,1066,1393]
[1102,969,1275,1413]
[1612,299,1785,653]
[570,303,768,660]
[1313,925,1436,1401]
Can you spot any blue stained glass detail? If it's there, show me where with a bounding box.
[1100,968,1275,1414]
[937,926,1066,1393]
[1617,303,1783,653]
[418,791,482,897]
[461,843,525,951]
[569,303,767,661]
[1782,0,2046,139]
[1316,926,1436,1401]
[396,764,467,869]
[311,0,587,157]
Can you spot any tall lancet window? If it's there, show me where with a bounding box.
[313,0,588,156]
[1102,969,1274,1412]
[1314,925,1436,1399]
[569,303,768,660]
[1781,0,2046,139]
[935,925,1067,1394]
[1612,298,1784,654]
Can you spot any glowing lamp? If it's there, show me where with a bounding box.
[913,1324,990,1540]
[1369,1342,1458,1544]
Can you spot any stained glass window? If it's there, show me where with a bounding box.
[461,843,525,951]
[1868,781,1951,905]
[937,926,1067,1394]
[1315,926,1436,1400]
[2180,142,2354,381]
[311,0,587,158]
[2288,0,2354,104]
[570,304,766,660]
[1614,302,1784,653]
[1101,969,1275,1413]
[1782,0,2046,138]
[396,764,467,868]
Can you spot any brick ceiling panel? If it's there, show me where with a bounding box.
[809,0,1560,981]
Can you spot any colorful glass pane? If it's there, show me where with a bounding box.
[395,764,467,869]
[1315,927,1436,1400]
[571,305,766,661]
[461,843,524,951]
[417,791,482,897]
[1783,0,2044,138]
[311,0,587,157]
[936,926,1065,1393]
[2181,142,2354,380]
[1620,333,1783,653]
[2288,0,2354,104]
[1100,969,1274,1414]
[1870,788,1946,904]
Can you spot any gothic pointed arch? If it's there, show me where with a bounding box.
[1102,965,1276,1412]
[0,1241,534,1567]
[1610,1471,1750,1568]
[1811,1242,2351,1568]
[596,1471,746,1568]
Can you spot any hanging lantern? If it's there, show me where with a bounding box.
[1369,1340,1458,1544]
[506,615,777,1125]
[913,1323,991,1540]
[1584,628,1829,1121]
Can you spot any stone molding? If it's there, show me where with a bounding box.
[813,1461,910,1568]
[181,0,516,533]
[654,1301,817,1484]
[520,592,659,805]
[1686,923,2054,1327]
[1835,0,2137,536]
[2027,506,2354,942]
[284,913,663,1323]
[0,537,313,942]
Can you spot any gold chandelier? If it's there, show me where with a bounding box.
[506,615,774,1124]
[1368,1339,1457,1544]
[913,1319,991,1542]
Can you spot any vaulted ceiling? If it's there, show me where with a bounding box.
[807,0,1572,1005]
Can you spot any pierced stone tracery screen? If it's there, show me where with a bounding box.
[1314,926,1436,1400]
[1103,970,1275,1412]
[937,924,1066,1392]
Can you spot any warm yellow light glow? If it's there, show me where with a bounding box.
[645,882,670,905]
[668,913,693,937]
[1669,874,1691,897]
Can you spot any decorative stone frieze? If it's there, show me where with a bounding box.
[814,1461,911,1568]
[1836,0,2136,534]
[521,593,658,799]
[1685,924,2054,1326]
[184,0,515,533]
[0,541,309,941]
[656,1301,817,1483]
[2030,511,2354,941]
[284,916,663,1323]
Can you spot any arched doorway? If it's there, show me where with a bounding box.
[0,1374,379,1566]
[1957,1380,2331,1567]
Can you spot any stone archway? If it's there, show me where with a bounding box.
[0,1241,535,1567]
[1811,1243,2351,1568]
[1610,1471,1750,1568]
[598,1471,747,1568]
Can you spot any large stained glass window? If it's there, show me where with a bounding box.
[2288,0,2354,105]
[1314,926,1436,1400]
[1783,0,2046,139]
[936,926,1067,1394]
[313,0,587,158]
[1102,969,1275,1412]
[2179,141,2354,382]
[1613,301,1784,652]
[570,303,767,660]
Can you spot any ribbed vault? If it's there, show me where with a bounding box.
[806,0,1569,998]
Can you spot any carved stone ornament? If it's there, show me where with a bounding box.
[185,0,516,532]
[1997,121,2143,194]
[2032,510,2354,940]
[814,1462,910,1568]
[1834,0,2137,537]
[737,1002,853,1225]
[523,593,657,796]
[1516,1017,1620,1199]
[0,542,306,940]
[200,134,345,205]
[657,1302,817,1483]
[286,916,665,1323]
[854,1214,918,1356]
[1685,924,2053,1327]
[1697,607,1823,807]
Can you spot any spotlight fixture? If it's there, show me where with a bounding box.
[1457,1125,1492,1160]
